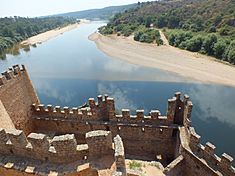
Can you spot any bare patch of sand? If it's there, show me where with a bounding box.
[89,32,235,87]
[21,19,90,46]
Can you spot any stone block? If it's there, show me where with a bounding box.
[136,110,144,119]
[27,133,49,151]
[6,129,28,147]
[122,109,130,119]
[86,130,113,157]
[51,134,77,154]
[205,142,216,155]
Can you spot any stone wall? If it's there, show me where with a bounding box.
[86,130,113,158]
[31,94,186,163]
[0,65,39,134]
[188,127,235,176]
[114,135,126,175]
[0,100,15,129]
[164,155,185,176]
[0,128,127,175]
[0,161,98,176]
[0,128,88,164]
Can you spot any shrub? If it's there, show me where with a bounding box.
[224,40,235,63]
[129,161,142,171]
[139,33,153,43]
[220,26,230,36]
[201,34,217,55]
[213,39,227,59]
[184,35,204,52]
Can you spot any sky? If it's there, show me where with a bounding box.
[0,0,151,17]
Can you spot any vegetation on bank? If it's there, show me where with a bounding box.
[0,16,77,56]
[165,29,235,63]
[100,0,235,64]
[99,24,163,45]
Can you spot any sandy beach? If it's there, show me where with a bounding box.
[89,32,235,87]
[21,19,90,46]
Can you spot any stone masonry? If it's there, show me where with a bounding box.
[0,65,234,176]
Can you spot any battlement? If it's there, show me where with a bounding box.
[0,65,26,86]
[0,64,39,134]
[188,127,235,176]
[0,128,89,164]
[32,92,193,127]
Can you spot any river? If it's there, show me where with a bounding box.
[0,21,235,159]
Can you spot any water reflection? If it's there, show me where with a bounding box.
[0,43,32,60]
[34,78,235,158]
[189,84,235,126]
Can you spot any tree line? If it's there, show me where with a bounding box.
[165,30,235,64]
[100,0,235,64]
[0,16,77,56]
[99,22,163,45]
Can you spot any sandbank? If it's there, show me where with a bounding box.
[89,32,235,87]
[21,19,90,46]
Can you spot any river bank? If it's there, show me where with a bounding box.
[21,19,90,46]
[89,32,235,87]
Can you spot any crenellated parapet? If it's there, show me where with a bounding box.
[32,92,193,128]
[0,65,39,134]
[188,127,235,176]
[0,128,89,164]
[0,65,26,87]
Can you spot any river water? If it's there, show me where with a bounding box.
[0,21,235,159]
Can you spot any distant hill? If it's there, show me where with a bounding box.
[52,4,138,20]
[108,0,235,35]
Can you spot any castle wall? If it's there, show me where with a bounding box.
[188,127,235,176]
[31,94,185,164]
[33,120,177,163]
[0,65,39,134]
[86,130,113,158]
[0,128,89,164]
[0,100,15,129]
[0,162,98,176]
[33,118,177,163]
[164,155,185,176]
[182,149,219,176]
[114,135,126,175]
[1,64,234,176]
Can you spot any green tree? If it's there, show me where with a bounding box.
[219,26,229,36]
[134,31,143,41]
[16,25,25,36]
[185,35,204,52]
[168,16,180,28]
[2,27,14,38]
[168,33,176,46]
[201,34,217,55]
[224,41,235,63]
[213,40,227,59]
[145,16,152,28]
[139,33,153,43]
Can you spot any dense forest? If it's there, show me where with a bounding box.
[0,17,76,56]
[100,0,235,64]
